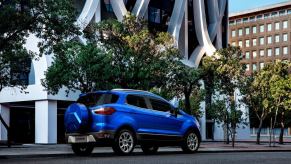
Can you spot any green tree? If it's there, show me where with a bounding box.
[247,60,291,146]
[268,60,291,145]
[162,61,204,117]
[43,14,180,94]
[241,75,271,145]
[205,46,247,147]
[201,56,217,119]
[94,14,179,90]
[0,0,78,146]
[42,42,116,94]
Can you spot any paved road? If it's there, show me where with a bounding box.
[1,151,291,164]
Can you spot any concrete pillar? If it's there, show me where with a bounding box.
[0,104,10,141]
[35,100,57,144]
[199,80,206,140]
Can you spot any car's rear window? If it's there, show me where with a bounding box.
[126,95,147,109]
[77,93,119,107]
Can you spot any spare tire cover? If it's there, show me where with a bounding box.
[64,103,89,133]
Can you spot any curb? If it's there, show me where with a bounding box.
[0,153,74,160]
[1,149,291,159]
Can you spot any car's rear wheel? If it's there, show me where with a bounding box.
[141,144,159,154]
[72,144,94,156]
[181,130,200,153]
[112,129,136,155]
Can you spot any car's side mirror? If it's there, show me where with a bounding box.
[170,108,178,117]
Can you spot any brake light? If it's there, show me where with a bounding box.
[94,107,116,115]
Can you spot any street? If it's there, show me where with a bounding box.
[1,151,291,164]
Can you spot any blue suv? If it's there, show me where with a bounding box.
[64,89,201,156]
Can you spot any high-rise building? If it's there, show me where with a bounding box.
[229,1,291,73]
[229,1,291,138]
[0,0,229,144]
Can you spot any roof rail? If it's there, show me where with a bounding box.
[111,89,153,94]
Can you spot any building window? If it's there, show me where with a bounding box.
[260,50,264,57]
[260,37,264,45]
[245,27,250,35]
[104,0,114,12]
[267,36,272,44]
[252,38,257,46]
[239,41,243,47]
[252,26,257,34]
[264,13,270,19]
[236,19,242,24]
[245,40,250,47]
[243,17,249,23]
[272,12,278,17]
[275,22,280,30]
[246,64,250,71]
[288,9,291,15]
[275,47,280,56]
[231,30,236,37]
[267,23,272,31]
[253,51,257,58]
[283,20,288,29]
[260,25,264,32]
[283,33,288,42]
[260,62,265,69]
[283,46,288,55]
[279,10,286,16]
[257,15,263,20]
[250,16,255,22]
[229,20,235,26]
[238,28,243,36]
[253,64,257,72]
[231,42,236,46]
[267,48,272,57]
[275,35,280,43]
[245,52,250,59]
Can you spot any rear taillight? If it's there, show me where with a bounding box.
[94,107,116,115]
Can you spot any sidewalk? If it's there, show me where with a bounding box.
[1,142,291,159]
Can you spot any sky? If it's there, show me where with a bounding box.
[229,0,290,13]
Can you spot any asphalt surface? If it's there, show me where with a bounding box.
[1,151,291,164]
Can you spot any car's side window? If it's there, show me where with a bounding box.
[126,95,148,109]
[149,98,172,112]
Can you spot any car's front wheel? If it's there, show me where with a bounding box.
[141,144,159,154]
[71,144,94,156]
[112,129,136,155]
[181,130,200,153]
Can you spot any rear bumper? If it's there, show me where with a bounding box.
[66,130,115,144]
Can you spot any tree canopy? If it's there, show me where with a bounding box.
[43,14,180,95]
[0,0,79,92]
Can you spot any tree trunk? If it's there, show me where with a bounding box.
[269,117,272,147]
[279,111,285,144]
[184,91,191,114]
[223,123,228,144]
[256,119,263,144]
[232,127,235,148]
[225,113,230,144]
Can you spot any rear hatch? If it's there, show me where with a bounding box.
[64,92,120,134]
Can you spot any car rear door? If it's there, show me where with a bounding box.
[125,94,159,134]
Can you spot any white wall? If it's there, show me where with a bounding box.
[0,104,10,141]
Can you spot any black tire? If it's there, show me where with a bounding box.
[72,144,94,156]
[112,129,136,155]
[141,144,159,155]
[181,130,200,153]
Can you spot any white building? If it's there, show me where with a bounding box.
[0,0,250,144]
